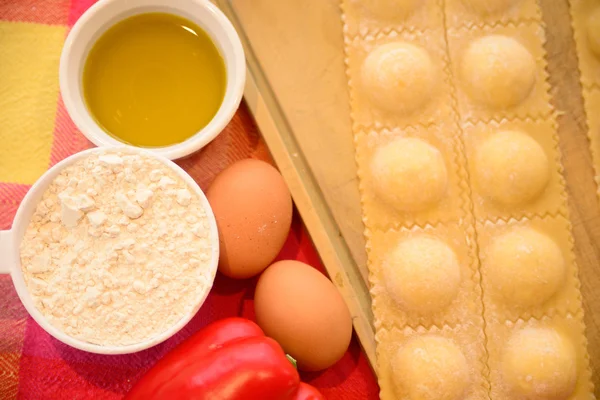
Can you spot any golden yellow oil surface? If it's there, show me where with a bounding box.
[83,13,226,147]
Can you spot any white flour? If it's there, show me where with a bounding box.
[20,150,214,346]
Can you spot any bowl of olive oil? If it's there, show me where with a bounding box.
[60,0,245,160]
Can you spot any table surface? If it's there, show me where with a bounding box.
[0,1,378,398]
[2,0,598,398]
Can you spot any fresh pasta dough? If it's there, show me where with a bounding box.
[370,137,448,212]
[484,227,564,308]
[391,335,470,400]
[382,235,461,313]
[501,327,577,400]
[341,0,593,395]
[460,0,521,15]
[460,35,536,109]
[361,42,437,114]
[357,0,424,20]
[474,130,549,206]
[587,7,600,57]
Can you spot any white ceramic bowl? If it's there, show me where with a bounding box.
[0,146,220,354]
[60,0,246,160]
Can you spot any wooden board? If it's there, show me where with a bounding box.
[218,0,600,390]
[216,0,376,369]
[541,0,600,387]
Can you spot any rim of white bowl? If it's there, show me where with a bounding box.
[9,146,220,354]
[59,0,246,160]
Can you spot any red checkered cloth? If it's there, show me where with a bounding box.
[0,1,378,398]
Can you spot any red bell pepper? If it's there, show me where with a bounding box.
[292,382,326,400]
[125,317,301,400]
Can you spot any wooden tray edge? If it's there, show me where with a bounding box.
[216,0,378,373]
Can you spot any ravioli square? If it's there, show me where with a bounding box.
[355,123,468,230]
[376,323,488,400]
[476,215,583,323]
[571,0,600,87]
[0,22,65,184]
[446,23,553,123]
[368,222,483,331]
[462,118,568,222]
[341,0,444,36]
[345,28,455,130]
[485,314,593,400]
[444,0,540,29]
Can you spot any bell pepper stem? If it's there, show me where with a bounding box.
[286,354,297,369]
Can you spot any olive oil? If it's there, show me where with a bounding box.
[83,13,226,147]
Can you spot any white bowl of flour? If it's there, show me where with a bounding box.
[0,146,219,354]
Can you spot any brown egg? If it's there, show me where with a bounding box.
[207,159,293,279]
[254,260,353,371]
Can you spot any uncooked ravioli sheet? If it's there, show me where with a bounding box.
[342,0,444,36]
[340,0,593,398]
[354,123,468,230]
[461,118,568,222]
[375,322,489,400]
[445,23,554,123]
[368,222,482,331]
[476,215,583,323]
[485,313,592,400]
[571,0,600,87]
[345,28,454,130]
[444,0,540,28]
[341,0,487,397]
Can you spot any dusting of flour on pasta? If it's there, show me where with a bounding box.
[20,150,214,346]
